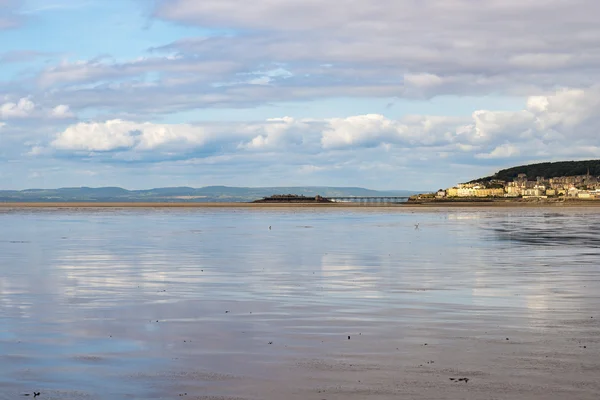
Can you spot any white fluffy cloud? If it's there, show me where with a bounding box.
[50,105,74,119]
[0,98,35,118]
[46,87,600,165]
[321,114,470,149]
[0,97,76,120]
[0,86,596,190]
[52,120,211,152]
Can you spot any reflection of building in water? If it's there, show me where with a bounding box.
[447,213,484,220]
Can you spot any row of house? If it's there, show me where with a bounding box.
[440,172,600,199]
[446,187,505,197]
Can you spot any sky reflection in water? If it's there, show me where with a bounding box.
[0,208,599,398]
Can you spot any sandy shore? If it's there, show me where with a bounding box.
[0,201,374,208]
[2,200,600,208]
[1,207,599,399]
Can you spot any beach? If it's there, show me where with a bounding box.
[1,207,599,399]
[2,200,600,208]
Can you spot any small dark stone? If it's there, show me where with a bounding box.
[268,341,273,344]
[348,336,351,340]
[449,378,455,381]
[506,338,509,340]
[225,311,229,313]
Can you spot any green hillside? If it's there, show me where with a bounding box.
[472,160,600,183]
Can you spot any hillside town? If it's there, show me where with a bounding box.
[437,171,600,200]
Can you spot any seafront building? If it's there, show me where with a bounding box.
[441,172,600,199]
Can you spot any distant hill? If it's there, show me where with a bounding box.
[471,160,600,183]
[0,186,421,203]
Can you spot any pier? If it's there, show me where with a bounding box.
[326,196,408,204]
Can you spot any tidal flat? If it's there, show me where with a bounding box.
[1,207,599,399]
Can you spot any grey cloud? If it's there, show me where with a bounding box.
[33,0,599,112]
[6,0,593,115]
[0,0,23,30]
[37,56,243,88]
[43,79,403,116]
[152,0,600,77]
[0,50,48,63]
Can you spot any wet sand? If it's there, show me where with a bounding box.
[0,201,372,208]
[1,200,600,208]
[1,208,599,399]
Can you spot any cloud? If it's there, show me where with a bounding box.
[0,98,36,118]
[476,143,521,159]
[0,0,23,30]
[0,97,76,120]
[6,84,599,188]
[51,120,199,152]
[42,86,600,169]
[20,1,95,14]
[0,50,48,64]
[149,0,600,99]
[37,57,242,88]
[50,105,75,119]
[50,117,321,157]
[322,114,414,149]
[240,117,315,151]
[11,0,594,115]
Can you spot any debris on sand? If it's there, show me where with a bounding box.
[449,377,469,383]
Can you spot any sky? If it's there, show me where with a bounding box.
[1,0,599,190]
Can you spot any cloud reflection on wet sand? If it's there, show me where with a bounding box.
[0,208,599,399]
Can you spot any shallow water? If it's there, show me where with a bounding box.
[1,207,599,399]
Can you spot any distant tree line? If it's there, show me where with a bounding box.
[471,160,600,183]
